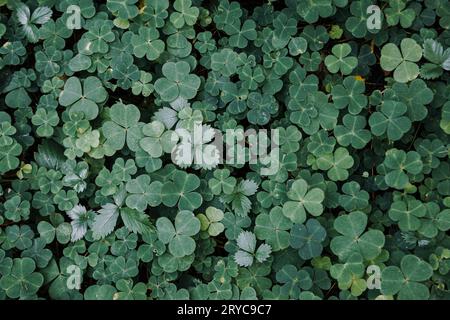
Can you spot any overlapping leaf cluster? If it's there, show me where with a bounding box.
[0,0,450,300]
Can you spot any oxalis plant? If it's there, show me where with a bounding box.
[0,0,449,301]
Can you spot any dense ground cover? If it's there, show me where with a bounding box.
[0,0,450,300]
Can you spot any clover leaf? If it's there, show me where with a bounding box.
[290,219,327,260]
[131,71,154,97]
[369,100,412,141]
[330,252,366,296]
[0,258,43,299]
[0,0,449,302]
[325,44,358,75]
[276,264,312,298]
[102,102,141,151]
[170,0,199,28]
[154,61,201,102]
[59,76,108,120]
[385,0,416,28]
[330,211,385,261]
[125,174,162,211]
[224,19,257,49]
[339,181,369,212]
[334,115,371,149]
[316,147,354,181]
[255,206,292,252]
[198,207,225,237]
[389,197,426,231]
[282,179,325,224]
[208,168,237,195]
[331,76,367,114]
[161,171,202,211]
[296,0,332,23]
[131,26,165,61]
[156,210,200,257]
[106,0,139,20]
[381,148,423,189]
[31,108,59,137]
[381,255,433,300]
[380,38,422,83]
[140,120,176,158]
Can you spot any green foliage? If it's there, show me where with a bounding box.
[282,179,325,224]
[325,44,358,75]
[0,0,449,301]
[234,231,272,267]
[380,38,422,83]
[154,61,200,102]
[381,255,433,299]
[156,210,200,258]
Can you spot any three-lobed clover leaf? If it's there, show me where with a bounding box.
[131,71,154,97]
[106,0,139,20]
[331,76,367,114]
[255,206,292,252]
[210,48,240,76]
[380,38,422,83]
[131,26,165,61]
[224,19,257,49]
[388,197,426,232]
[246,92,278,125]
[59,76,108,120]
[0,0,448,302]
[102,102,141,151]
[125,174,162,211]
[139,120,176,158]
[276,264,312,298]
[161,171,202,211]
[381,148,423,189]
[339,181,369,212]
[330,211,385,261]
[4,195,30,222]
[197,207,225,237]
[330,252,366,296]
[156,210,200,258]
[35,46,62,78]
[419,204,450,238]
[385,0,416,28]
[369,100,412,141]
[170,0,199,28]
[316,147,354,181]
[325,44,358,75]
[334,114,371,149]
[296,0,333,23]
[387,79,434,122]
[83,24,115,54]
[31,108,59,137]
[381,255,433,300]
[208,168,237,195]
[282,179,325,224]
[0,258,43,299]
[290,219,327,260]
[53,190,78,211]
[154,61,201,102]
